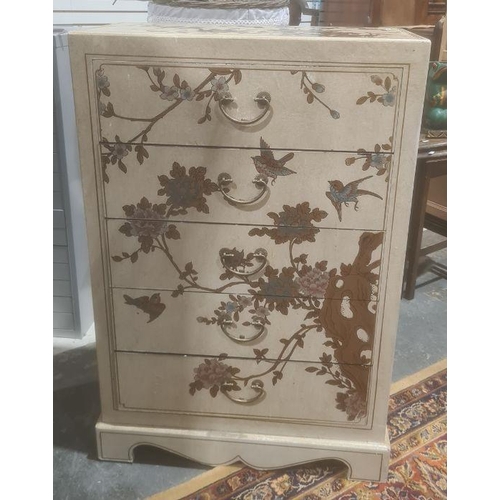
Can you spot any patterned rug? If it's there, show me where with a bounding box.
[149,359,447,500]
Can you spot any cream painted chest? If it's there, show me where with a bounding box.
[69,23,429,481]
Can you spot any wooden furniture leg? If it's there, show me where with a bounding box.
[403,158,430,300]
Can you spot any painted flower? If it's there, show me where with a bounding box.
[179,86,195,101]
[211,76,229,95]
[362,153,391,175]
[160,85,180,101]
[336,391,367,421]
[242,484,274,500]
[270,474,292,495]
[254,306,270,318]
[370,153,389,170]
[157,162,219,216]
[381,86,397,107]
[193,359,232,389]
[295,267,329,297]
[119,197,180,253]
[224,301,237,314]
[101,136,132,171]
[96,69,110,91]
[112,142,130,160]
[249,203,328,245]
[238,296,253,308]
[252,267,299,315]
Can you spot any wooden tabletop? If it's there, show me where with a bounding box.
[418,135,447,160]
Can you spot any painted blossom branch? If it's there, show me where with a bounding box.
[344,140,393,180]
[231,324,316,386]
[98,67,242,178]
[147,233,253,296]
[356,75,398,107]
[291,70,340,119]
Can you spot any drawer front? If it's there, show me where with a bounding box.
[107,220,383,302]
[96,62,401,151]
[113,288,378,365]
[116,352,372,426]
[102,145,391,230]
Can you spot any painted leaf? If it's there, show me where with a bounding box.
[384,76,391,91]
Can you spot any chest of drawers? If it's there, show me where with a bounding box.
[69,23,429,481]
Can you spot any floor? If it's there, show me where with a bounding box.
[53,230,446,500]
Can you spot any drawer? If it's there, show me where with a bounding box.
[113,288,377,365]
[107,220,383,302]
[116,352,372,425]
[96,62,401,152]
[102,145,391,230]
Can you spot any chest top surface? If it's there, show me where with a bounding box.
[69,23,429,64]
[70,23,422,40]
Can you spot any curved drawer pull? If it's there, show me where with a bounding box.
[219,91,271,125]
[218,173,269,205]
[221,318,265,343]
[219,247,268,277]
[221,379,265,404]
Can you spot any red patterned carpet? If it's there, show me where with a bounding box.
[150,360,446,500]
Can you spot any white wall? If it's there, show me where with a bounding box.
[53,0,317,28]
[53,0,148,28]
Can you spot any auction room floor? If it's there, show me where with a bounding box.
[53,230,447,500]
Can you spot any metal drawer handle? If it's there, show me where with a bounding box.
[221,318,265,343]
[219,92,271,125]
[218,173,269,205]
[221,379,265,404]
[219,248,268,277]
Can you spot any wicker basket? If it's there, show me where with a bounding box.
[152,0,290,9]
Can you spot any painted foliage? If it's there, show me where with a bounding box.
[112,150,383,421]
[97,65,344,183]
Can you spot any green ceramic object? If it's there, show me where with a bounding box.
[423,62,447,130]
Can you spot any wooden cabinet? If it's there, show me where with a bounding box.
[371,0,447,27]
[69,24,429,481]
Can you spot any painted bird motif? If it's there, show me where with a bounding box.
[326,176,383,222]
[251,137,296,185]
[123,293,166,323]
